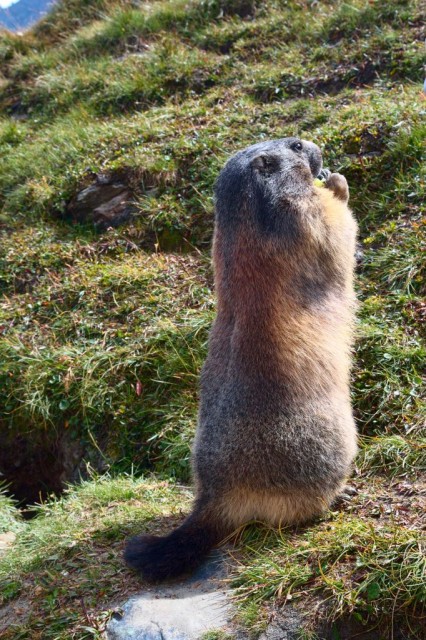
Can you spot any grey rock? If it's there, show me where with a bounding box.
[107,551,233,640]
[258,607,304,640]
[0,597,31,635]
[92,190,133,228]
[66,175,134,229]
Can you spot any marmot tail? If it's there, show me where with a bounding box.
[124,506,227,581]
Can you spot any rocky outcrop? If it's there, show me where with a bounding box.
[66,173,135,230]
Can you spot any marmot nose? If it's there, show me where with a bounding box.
[302,141,322,178]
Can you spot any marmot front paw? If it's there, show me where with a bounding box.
[324,172,349,203]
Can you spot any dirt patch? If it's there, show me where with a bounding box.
[253,60,393,102]
[0,596,31,635]
[354,477,426,531]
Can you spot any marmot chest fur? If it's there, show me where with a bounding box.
[125,137,358,581]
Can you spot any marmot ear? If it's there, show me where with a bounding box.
[251,154,277,175]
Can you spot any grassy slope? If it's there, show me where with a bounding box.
[0,0,425,637]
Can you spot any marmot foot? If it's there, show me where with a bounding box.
[331,485,358,508]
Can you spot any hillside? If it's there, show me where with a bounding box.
[0,0,56,31]
[0,0,425,638]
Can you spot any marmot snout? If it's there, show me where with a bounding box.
[125,137,358,582]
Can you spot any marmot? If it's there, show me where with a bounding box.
[125,137,358,581]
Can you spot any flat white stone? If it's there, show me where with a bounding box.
[107,551,233,640]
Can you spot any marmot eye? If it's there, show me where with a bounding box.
[291,141,303,152]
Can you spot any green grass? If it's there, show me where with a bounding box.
[0,0,425,637]
[0,488,23,535]
[233,514,426,635]
[0,246,212,478]
[0,474,192,639]
[358,435,426,477]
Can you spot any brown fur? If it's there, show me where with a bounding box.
[125,138,358,581]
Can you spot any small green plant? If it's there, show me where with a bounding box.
[202,631,235,640]
[0,485,23,534]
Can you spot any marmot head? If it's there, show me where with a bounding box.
[215,138,323,241]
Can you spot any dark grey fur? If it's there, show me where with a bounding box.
[125,138,358,581]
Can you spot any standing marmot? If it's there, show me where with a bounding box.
[125,137,358,581]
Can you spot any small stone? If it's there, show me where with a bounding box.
[107,551,233,640]
[258,607,304,640]
[66,175,135,229]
